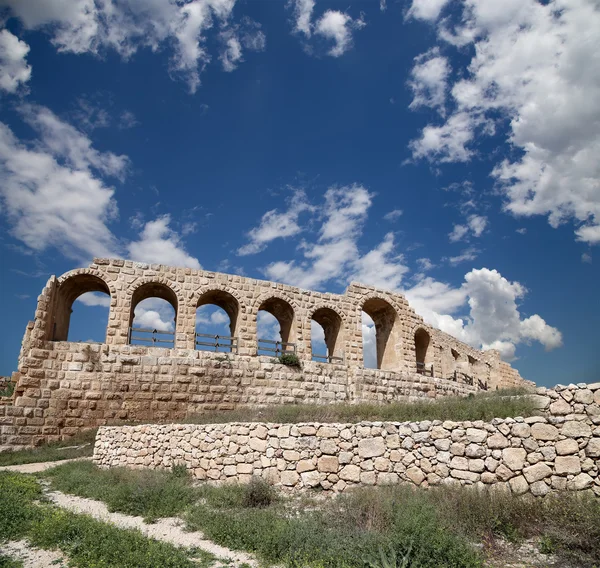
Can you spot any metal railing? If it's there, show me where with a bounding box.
[257,338,296,355]
[312,353,344,364]
[195,332,238,353]
[416,361,434,377]
[128,327,175,348]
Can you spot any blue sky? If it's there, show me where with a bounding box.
[0,0,598,387]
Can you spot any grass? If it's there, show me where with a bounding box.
[43,460,198,523]
[41,461,600,568]
[0,381,15,398]
[0,429,96,467]
[0,471,212,568]
[182,388,537,425]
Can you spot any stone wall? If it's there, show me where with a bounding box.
[94,382,600,496]
[2,258,529,449]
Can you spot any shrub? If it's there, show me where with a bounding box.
[242,477,276,509]
[278,353,301,368]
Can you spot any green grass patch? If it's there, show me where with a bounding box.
[0,429,96,467]
[0,553,23,568]
[0,471,210,568]
[43,460,198,523]
[183,388,536,425]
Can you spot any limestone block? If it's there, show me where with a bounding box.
[466,428,487,443]
[358,437,386,459]
[502,448,527,472]
[281,470,300,486]
[317,456,339,473]
[567,472,594,491]
[549,399,572,415]
[339,464,361,482]
[530,481,550,497]
[561,421,592,438]
[585,438,600,457]
[573,389,594,404]
[523,463,552,483]
[487,433,510,449]
[511,423,531,438]
[555,439,579,455]
[555,456,581,475]
[405,466,425,485]
[301,470,323,487]
[531,423,559,441]
[509,475,529,495]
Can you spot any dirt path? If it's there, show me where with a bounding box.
[46,489,258,567]
[0,457,92,474]
[0,540,66,568]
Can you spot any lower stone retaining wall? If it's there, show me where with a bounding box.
[94,382,600,496]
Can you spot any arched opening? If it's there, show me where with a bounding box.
[257,297,296,356]
[362,298,401,371]
[311,307,343,363]
[128,283,177,348]
[195,290,239,353]
[52,274,111,342]
[415,328,432,376]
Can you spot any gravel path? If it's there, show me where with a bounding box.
[47,489,258,567]
[0,540,66,568]
[0,457,92,474]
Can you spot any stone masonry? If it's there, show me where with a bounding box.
[94,383,600,496]
[1,258,529,449]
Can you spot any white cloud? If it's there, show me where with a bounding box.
[407,0,451,21]
[127,215,201,269]
[315,10,365,57]
[0,29,32,93]
[383,209,403,221]
[406,268,562,361]
[1,0,252,93]
[219,31,243,72]
[408,48,450,115]
[408,0,600,245]
[449,214,488,242]
[76,292,111,307]
[361,312,377,368]
[257,310,281,342]
[416,257,435,271]
[582,252,592,264]
[0,109,121,260]
[446,247,480,266]
[290,0,315,37]
[237,189,314,256]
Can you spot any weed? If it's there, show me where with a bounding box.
[278,353,301,368]
[172,463,189,478]
[242,477,277,509]
[0,553,23,568]
[0,381,15,398]
[43,461,198,523]
[0,430,96,467]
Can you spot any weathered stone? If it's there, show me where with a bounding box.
[549,399,572,415]
[466,428,487,443]
[502,448,527,472]
[487,433,510,449]
[317,456,339,473]
[530,481,550,496]
[531,423,559,441]
[339,464,361,482]
[280,470,300,486]
[567,472,593,491]
[555,439,579,455]
[358,437,386,459]
[509,475,529,495]
[523,463,552,483]
[561,421,592,438]
[585,437,600,457]
[555,456,581,475]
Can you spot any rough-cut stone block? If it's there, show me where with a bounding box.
[555,456,581,475]
[531,423,559,441]
[358,437,386,459]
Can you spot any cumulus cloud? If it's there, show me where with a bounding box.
[383,209,403,221]
[408,48,450,115]
[408,0,600,244]
[449,214,488,242]
[0,108,122,260]
[405,268,562,361]
[289,0,315,36]
[237,189,314,256]
[127,215,201,269]
[446,247,480,266]
[0,29,32,93]
[0,0,256,92]
[315,10,365,57]
[76,292,111,307]
[407,0,451,21]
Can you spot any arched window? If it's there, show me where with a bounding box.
[362,298,401,371]
[52,274,111,342]
[195,290,240,353]
[128,283,177,348]
[311,307,343,363]
[415,328,432,376]
[257,297,296,356]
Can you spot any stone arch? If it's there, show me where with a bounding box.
[361,296,402,371]
[253,292,298,346]
[414,327,433,374]
[52,269,116,342]
[195,288,242,340]
[127,279,181,345]
[309,305,345,362]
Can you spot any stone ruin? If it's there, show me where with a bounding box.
[0,258,530,449]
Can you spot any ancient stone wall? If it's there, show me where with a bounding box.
[1,258,528,449]
[94,383,600,496]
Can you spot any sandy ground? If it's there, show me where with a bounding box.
[0,457,92,474]
[0,540,66,568]
[47,489,258,567]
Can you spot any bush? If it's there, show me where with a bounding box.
[242,477,276,509]
[278,353,301,368]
